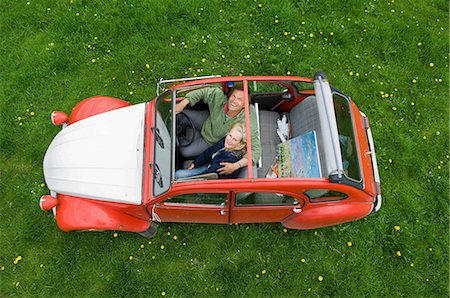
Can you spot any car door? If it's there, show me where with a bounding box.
[153,191,230,224]
[230,191,304,223]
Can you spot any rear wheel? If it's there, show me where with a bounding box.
[138,222,159,238]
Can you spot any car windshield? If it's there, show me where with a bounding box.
[333,92,362,182]
[153,90,173,196]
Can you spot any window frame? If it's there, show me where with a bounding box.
[161,191,230,207]
[233,190,302,207]
[332,91,363,184]
[303,189,348,204]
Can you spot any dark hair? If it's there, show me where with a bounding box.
[227,81,251,97]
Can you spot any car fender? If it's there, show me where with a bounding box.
[68,96,131,125]
[55,194,150,232]
[281,203,372,230]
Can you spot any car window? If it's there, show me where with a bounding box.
[164,192,227,205]
[235,192,299,206]
[293,81,314,93]
[153,91,173,197]
[303,189,348,203]
[250,81,288,93]
[333,93,362,182]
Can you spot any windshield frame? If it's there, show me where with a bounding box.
[152,90,174,197]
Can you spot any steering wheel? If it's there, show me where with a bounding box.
[176,112,195,147]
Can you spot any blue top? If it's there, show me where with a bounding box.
[193,138,244,179]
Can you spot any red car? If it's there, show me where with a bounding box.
[40,72,381,237]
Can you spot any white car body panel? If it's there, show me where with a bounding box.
[43,103,146,205]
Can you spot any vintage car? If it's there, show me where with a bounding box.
[40,72,382,237]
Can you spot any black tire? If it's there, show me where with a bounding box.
[138,222,159,238]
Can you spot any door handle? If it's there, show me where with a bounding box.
[293,207,302,214]
[220,209,226,215]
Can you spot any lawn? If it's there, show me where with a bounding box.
[0,0,448,296]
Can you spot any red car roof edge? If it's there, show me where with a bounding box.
[167,75,314,90]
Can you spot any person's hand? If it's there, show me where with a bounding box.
[218,162,240,175]
[175,98,190,114]
[188,163,195,170]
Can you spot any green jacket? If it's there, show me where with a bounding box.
[186,87,261,163]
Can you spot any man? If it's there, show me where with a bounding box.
[175,83,261,175]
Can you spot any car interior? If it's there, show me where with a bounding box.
[173,79,333,180]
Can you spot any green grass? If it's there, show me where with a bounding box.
[1,0,448,296]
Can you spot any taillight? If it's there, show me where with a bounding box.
[51,111,68,125]
[40,195,58,210]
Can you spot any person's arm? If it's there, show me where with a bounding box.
[218,157,247,175]
[207,152,242,175]
[175,98,190,113]
[176,87,221,113]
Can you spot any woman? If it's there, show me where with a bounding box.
[175,122,246,179]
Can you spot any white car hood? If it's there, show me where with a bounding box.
[43,103,146,205]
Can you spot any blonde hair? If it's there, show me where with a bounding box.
[226,122,246,151]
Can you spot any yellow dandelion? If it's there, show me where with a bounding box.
[291,36,295,40]
[347,241,353,247]
[394,225,400,231]
[262,269,267,274]
[140,244,144,249]
[171,43,175,47]
[396,251,401,256]
[429,63,434,67]
[173,235,178,240]
[301,258,306,263]
[283,228,288,233]
[1,266,4,271]
[17,116,21,121]
[161,291,166,296]
[160,245,165,250]
[16,282,20,287]
[392,107,397,111]
[422,136,427,140]
[167,232,171,236]
[318,275,324,281]
[428,247,433,252]
[309,33,314,37]
[349,71,354,76]
[412,79,417,83]
[129,256,133,260]
[256,274,260,278]
[146,64,150,69]
[410,102,415,106]
[410,263,414,267]
[274,19,279,24]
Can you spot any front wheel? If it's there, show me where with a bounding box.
[138,222,159,238]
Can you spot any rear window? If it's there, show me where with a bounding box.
[304,189,348,203]
[333,93,362,182]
